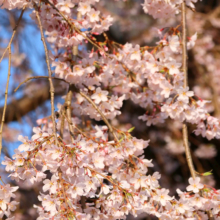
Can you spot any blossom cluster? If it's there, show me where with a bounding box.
[34,0,220,141]
[142,0,200,19]
[0,183,19,220]
[0,0,29,10]
[2,126,220,220]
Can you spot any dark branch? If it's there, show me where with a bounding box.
[0,82,65,123]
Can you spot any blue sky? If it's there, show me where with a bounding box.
[0,9,50,157]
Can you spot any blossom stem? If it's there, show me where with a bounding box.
[14,76,67,92]
[42,0,106,55]
[60,12,81,140]
[73,86,120,143]
[65,87,75,143]
[27,135,54,160]
[62,112,98,143]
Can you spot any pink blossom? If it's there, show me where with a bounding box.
[91,87,108,104]
[186,177,204,193]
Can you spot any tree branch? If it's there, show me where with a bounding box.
[69,85,119,143]
[181,1,196,179]
[0,82,65,124]
[34,3,58,145]
[0,7,26,157]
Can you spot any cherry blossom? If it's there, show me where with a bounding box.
[1,0,220,219]
[194,144,217,159]
[186,177,204,193]
[91,87,108,104]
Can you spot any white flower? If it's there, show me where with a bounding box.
[88,9,100,23]
[154,188,172,206]
[77,2,91,15]
[18,135,31,152]
[42,196,59,213]
[177,86,194,103]
[119,180,130,190]
[2,157,15,172]
[67,182,85,199]
[186,177,204,193]
[166,60,181,75]
[130,173,147,189]
[43,175,58,194]
[130,45,141,61]
[168,35,180,52]
[187,32,197,50]
[91,88,108,104]
[195,144,217,159]
[92,152,105,169]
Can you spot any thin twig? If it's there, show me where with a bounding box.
[0,8,26,157]
[0,47,11,157]
[60,11,81,139]
[34,3,58,146]
[62,110,99,143]
[181,4,214,219]
[70,85,119,143]
[42,0,106,55]
[65,86,75,143]
[58,171,72,215]
[72,12,81,61]
[181,1,196,179]
[60,12,81,141]
[0,8,25,65]
[60,106,66,139]
[17,74,119,143]
[27,135,53,160]
[14,76,68,92]
[0,47,9,65]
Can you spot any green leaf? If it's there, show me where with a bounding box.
[119,137,124,142]
[203,188,210,192]
[127,127,135,133]
[202,170,213,176]
[94,63,100,69]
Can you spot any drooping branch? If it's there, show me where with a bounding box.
[34,3,58,145]
[181,1,196,180]
[0,47,12,157]
[0,8,25,65]
[0,7,26,156]
[69,85,119,144]
[0,81,65,124]
[60,11,81,140]
[14,76,67,92]
[16,75,119,143]
[181,5,214,220]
